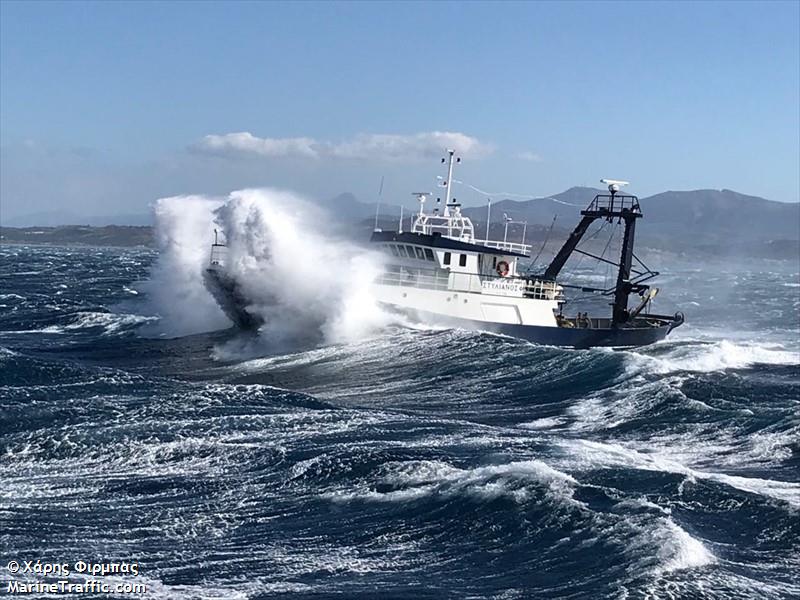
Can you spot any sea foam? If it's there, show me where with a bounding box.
[141,188,394,345]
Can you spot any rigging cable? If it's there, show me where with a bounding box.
[599,221,619,290]
[530,214,558,268]
[448,178,586,207]
[570,219,610,275]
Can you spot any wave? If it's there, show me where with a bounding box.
[644,517,715,575]
[324,458,578,505]
[626,339,799,374]
[140,188,399,347]
[7,311,157,336]
[63,311,158,335]
[558,439,800,508]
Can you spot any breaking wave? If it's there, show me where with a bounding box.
[626,339,799,374]
[140,188,395,345]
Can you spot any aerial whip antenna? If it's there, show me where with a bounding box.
[486,198,491,241]
[373,175,385,232]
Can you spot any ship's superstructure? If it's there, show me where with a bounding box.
[204,151,683,347]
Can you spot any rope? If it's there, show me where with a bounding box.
[449,179,585,207]
[530,214,557,267]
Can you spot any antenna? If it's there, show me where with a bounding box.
[441,149,460,216]
[412,192,430,217]
[486,198,491,241]
[373,175,385,232]
[600,179,630,195]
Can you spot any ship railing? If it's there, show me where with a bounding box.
[376,266,451,291]
[523,278,565,301]
[583,193,640,216]
[474,239,532,255]
[376,265,563,300]
[209,244,227,269]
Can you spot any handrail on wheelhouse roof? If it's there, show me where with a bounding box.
[370,230,530,258]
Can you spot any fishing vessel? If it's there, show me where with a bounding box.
[205,151,684,347]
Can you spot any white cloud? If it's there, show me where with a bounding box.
[191,131,494,161]
[193,132,319,158]
[517,151,543,162]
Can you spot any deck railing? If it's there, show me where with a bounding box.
[376,266,451,291]
[474,239,532,255]
[209,244,227,268]
[376,265,563,300]
[583,193,640,216]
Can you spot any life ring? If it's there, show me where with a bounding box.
[496,260,510,277]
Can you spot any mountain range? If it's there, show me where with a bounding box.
[3,188,798,259]
[343,187,799,259]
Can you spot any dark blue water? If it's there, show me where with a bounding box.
[1,244,799,599]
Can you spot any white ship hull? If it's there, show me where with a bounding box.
[370,282,560,328]
[370,281,681,347]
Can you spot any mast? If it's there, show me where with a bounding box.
[442,149,456,215]
[611,186,640,326]
[543,179,643,326]
[441,149,462,239]
[373,175,384,232]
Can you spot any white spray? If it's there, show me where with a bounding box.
[138,194,230,337]
[142,187,395,347]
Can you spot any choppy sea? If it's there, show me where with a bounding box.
[1,243,799,599]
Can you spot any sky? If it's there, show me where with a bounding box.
[1,0,798,223]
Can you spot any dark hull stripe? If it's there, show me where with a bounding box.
[388,306,677,348]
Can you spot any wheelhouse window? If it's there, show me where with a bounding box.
[459,254,467,267]
[424,248,435,261]
[414,247,425,260]
[443,252,451,265]
[406,246,416,258]
[398,245,408,257]
[389,245,399,257]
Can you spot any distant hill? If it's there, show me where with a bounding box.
[324,193,375,221]
[0,225,153,247]
[3,211,152,227]
[2,187,797,259]
[461,187,603,235]
[638,189,800,240]
[456,187,799,252]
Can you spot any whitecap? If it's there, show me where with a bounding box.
[626,339,799,374]
[558,439,800,507]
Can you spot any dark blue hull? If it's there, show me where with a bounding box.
[479,319,675,348]
[203,268,262,330]
[390,307,684,349]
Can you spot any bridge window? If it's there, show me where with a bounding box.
[414,247,425,260]
[424,248,434,261]
[459,254,467,267]
[398,245,408,257]
[389,245,399,256]
[443,252,451,265]
[406,246,416,258]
